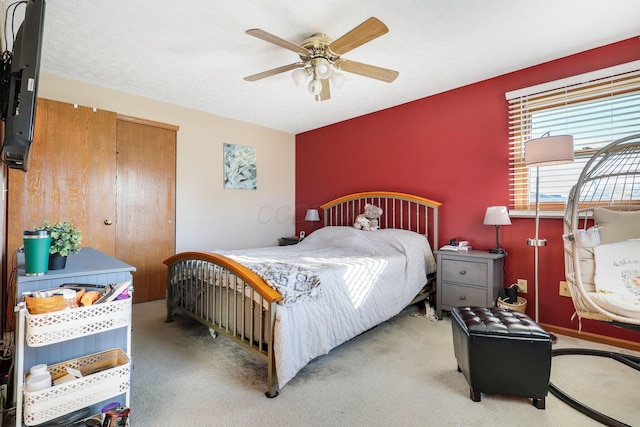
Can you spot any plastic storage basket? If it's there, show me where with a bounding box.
[22,348,130,426]
[24,298,131,347]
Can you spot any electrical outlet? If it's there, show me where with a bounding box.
[559,280,571,297]
[517,278,527,293]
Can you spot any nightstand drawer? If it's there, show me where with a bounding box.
[442,283,487,308]
[441,259,488,287]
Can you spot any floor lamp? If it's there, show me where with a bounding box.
[524,134,574,327]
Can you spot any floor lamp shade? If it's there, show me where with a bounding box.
[525,135,574,167]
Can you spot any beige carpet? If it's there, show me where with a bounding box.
[131,300,640,426]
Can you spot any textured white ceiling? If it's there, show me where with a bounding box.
[5,0,640,134]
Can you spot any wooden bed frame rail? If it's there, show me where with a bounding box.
[164,251,282,397]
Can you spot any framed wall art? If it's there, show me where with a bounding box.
[223,143,257,190]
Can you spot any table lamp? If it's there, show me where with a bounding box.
[305,209,320,231]
[483,206,511,254]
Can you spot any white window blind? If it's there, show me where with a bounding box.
[506,62,640,211]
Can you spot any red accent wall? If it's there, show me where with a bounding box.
[295,36,640,342]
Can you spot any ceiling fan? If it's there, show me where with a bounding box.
[243,17,399,101]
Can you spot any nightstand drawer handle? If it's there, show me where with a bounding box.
[459,270,467,275]
[459,296,466,300]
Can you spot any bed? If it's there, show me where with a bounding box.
[164,191,441,397]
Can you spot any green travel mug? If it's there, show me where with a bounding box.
[23,230,51,276]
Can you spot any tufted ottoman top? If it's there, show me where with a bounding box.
[452,306,550,339]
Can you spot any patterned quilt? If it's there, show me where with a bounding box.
[238,260,322,306]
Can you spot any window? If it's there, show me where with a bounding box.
[506,61,640,212]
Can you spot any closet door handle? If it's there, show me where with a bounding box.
[104,219,113,226]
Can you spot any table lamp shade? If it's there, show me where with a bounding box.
[305,209,320,221]
[483,206,511,226]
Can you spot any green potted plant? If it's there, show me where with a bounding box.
[34,221,82,270]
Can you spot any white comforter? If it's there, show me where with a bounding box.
[218,226,435,388]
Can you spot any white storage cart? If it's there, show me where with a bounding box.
[14,248,135,426]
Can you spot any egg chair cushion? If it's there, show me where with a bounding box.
[592,238,640,318]
[593,208,640,244]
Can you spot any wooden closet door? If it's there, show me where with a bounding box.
[7,99,118,259]
[115,118,176,303]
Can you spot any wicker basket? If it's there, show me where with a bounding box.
[497,296,528,313]
[23,295,66,315]
[23,287,87,315]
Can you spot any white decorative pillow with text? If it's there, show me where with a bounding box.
[593,238,640,316]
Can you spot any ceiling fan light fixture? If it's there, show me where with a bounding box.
[244,17,398,101]
[329,72,346,89]
[291,68,309,86]
[308,78,323,95]
[314,58,333,79]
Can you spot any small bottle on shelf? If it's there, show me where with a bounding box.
[61,289,78,309]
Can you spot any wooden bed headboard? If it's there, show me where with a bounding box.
[320,191,442,250]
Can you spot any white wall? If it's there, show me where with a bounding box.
[38,73,296,252]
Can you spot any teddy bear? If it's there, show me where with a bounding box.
[353,203,383,231]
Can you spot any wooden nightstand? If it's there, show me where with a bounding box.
[435,250,505,319]
[278,236,300,246]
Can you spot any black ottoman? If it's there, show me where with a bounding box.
[451,306,552,409]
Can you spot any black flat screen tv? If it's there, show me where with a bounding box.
[1,0,46,172]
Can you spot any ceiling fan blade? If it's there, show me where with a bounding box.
[329,17,389,55]
[315,79,331,101]
[335,59,399,83]
[246,29,310,55]
[244,63,303,82]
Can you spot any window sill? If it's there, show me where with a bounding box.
[509,210,566,219]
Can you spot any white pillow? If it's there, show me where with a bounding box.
[593,239,640,316]
[593,208,640,244]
